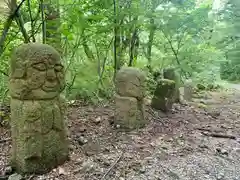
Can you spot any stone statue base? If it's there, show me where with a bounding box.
[114,95,146,130]
[10,99,69,174]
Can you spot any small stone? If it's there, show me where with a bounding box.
[74,158,83,165]
[4,166,13,175]
[8,173,23,180]
[236,138,240,143]
[81,160,95,173]
[216,148,228,155]
[77,136,88,145]
[103,147,110,152]
[108,117,114,125]
[199,144,208,149]
[234,148,240,153]
[103,160,111,166]
[221,149,228,155]
[69,144,75,151]
[58,167,67,175]
[79,127,86,133]
[139,166,146,173]
[94,117,101,124]
[161,146,168,150]
[216,172,224,179]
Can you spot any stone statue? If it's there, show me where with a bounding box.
[114,67,147,130]
[184,79,193,101]
[151,79,176,112]
[9,43,69,174]
[163,68,181,103]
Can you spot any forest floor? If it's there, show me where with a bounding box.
[1,87,240,180]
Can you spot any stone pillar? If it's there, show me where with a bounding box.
[163,68,181,103]
[9,43,69,174]
[151,79,176,112]
[183,79,193,101]
[114,67,146,130]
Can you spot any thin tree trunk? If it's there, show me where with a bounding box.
[129,26,139,66]
[82,30,95,61]
[146,1,157,73]
[44,0,61,54]
[113,0,118,79]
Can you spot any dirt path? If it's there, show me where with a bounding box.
[1,89,240,180]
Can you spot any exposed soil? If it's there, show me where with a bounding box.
[1,88,240,180]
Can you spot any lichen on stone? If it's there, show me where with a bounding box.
[163,67,181,103]
[151,78,176,112]
[9,43,69,174]
[114,67,147,130]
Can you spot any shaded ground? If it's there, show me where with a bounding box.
[1,88,240,180]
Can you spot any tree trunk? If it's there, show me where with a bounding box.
[44,0,61,54]
[146,1,157,73]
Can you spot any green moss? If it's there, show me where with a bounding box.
[9,43,69,174]
[151,79,176,112]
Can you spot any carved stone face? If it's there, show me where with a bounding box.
[9,43,65,100]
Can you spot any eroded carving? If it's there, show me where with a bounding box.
[151,79,176,112]
[9,43,69,174]
[163,68,180,103]
[114,67,146,130]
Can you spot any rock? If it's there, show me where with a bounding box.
[8,173,23,180]
[108,115,114,125]
[94,116,101,124]
[216,148,228,156]
[208,109,220,118]
[199,144,208,149]
[234,148,240,154]
[4,166,13,175]
[83,140,100,156]
[116,124,121,129]
[79,127,86,133]
[69,144,76,151]
[216,172,225,180]
[81,160,96,173]
[139,166,146,173]
[163,67,181,103]
[58,167,67,175]
[196,83,206,91]
[103,160,111,166]
[183,79,193,101]
[77,136,88,145]
[151,79,176,112]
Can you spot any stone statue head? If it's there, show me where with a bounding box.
[9,43,65,100]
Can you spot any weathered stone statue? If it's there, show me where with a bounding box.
[151,79,176,112]
[9,43,69,174]
[183,79,193,101]
[114,67,146,130]
[163,68,181,103]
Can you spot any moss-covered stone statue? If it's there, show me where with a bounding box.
[163,68,180,103]
[183,79,193,101]
[9,43,69,174]
[151,79,176,112]
[114,67,146,130]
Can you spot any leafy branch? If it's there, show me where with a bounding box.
[0,0,27,57]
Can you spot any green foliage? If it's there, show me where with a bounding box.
[214,0,240,81]
[0,0,234,103]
